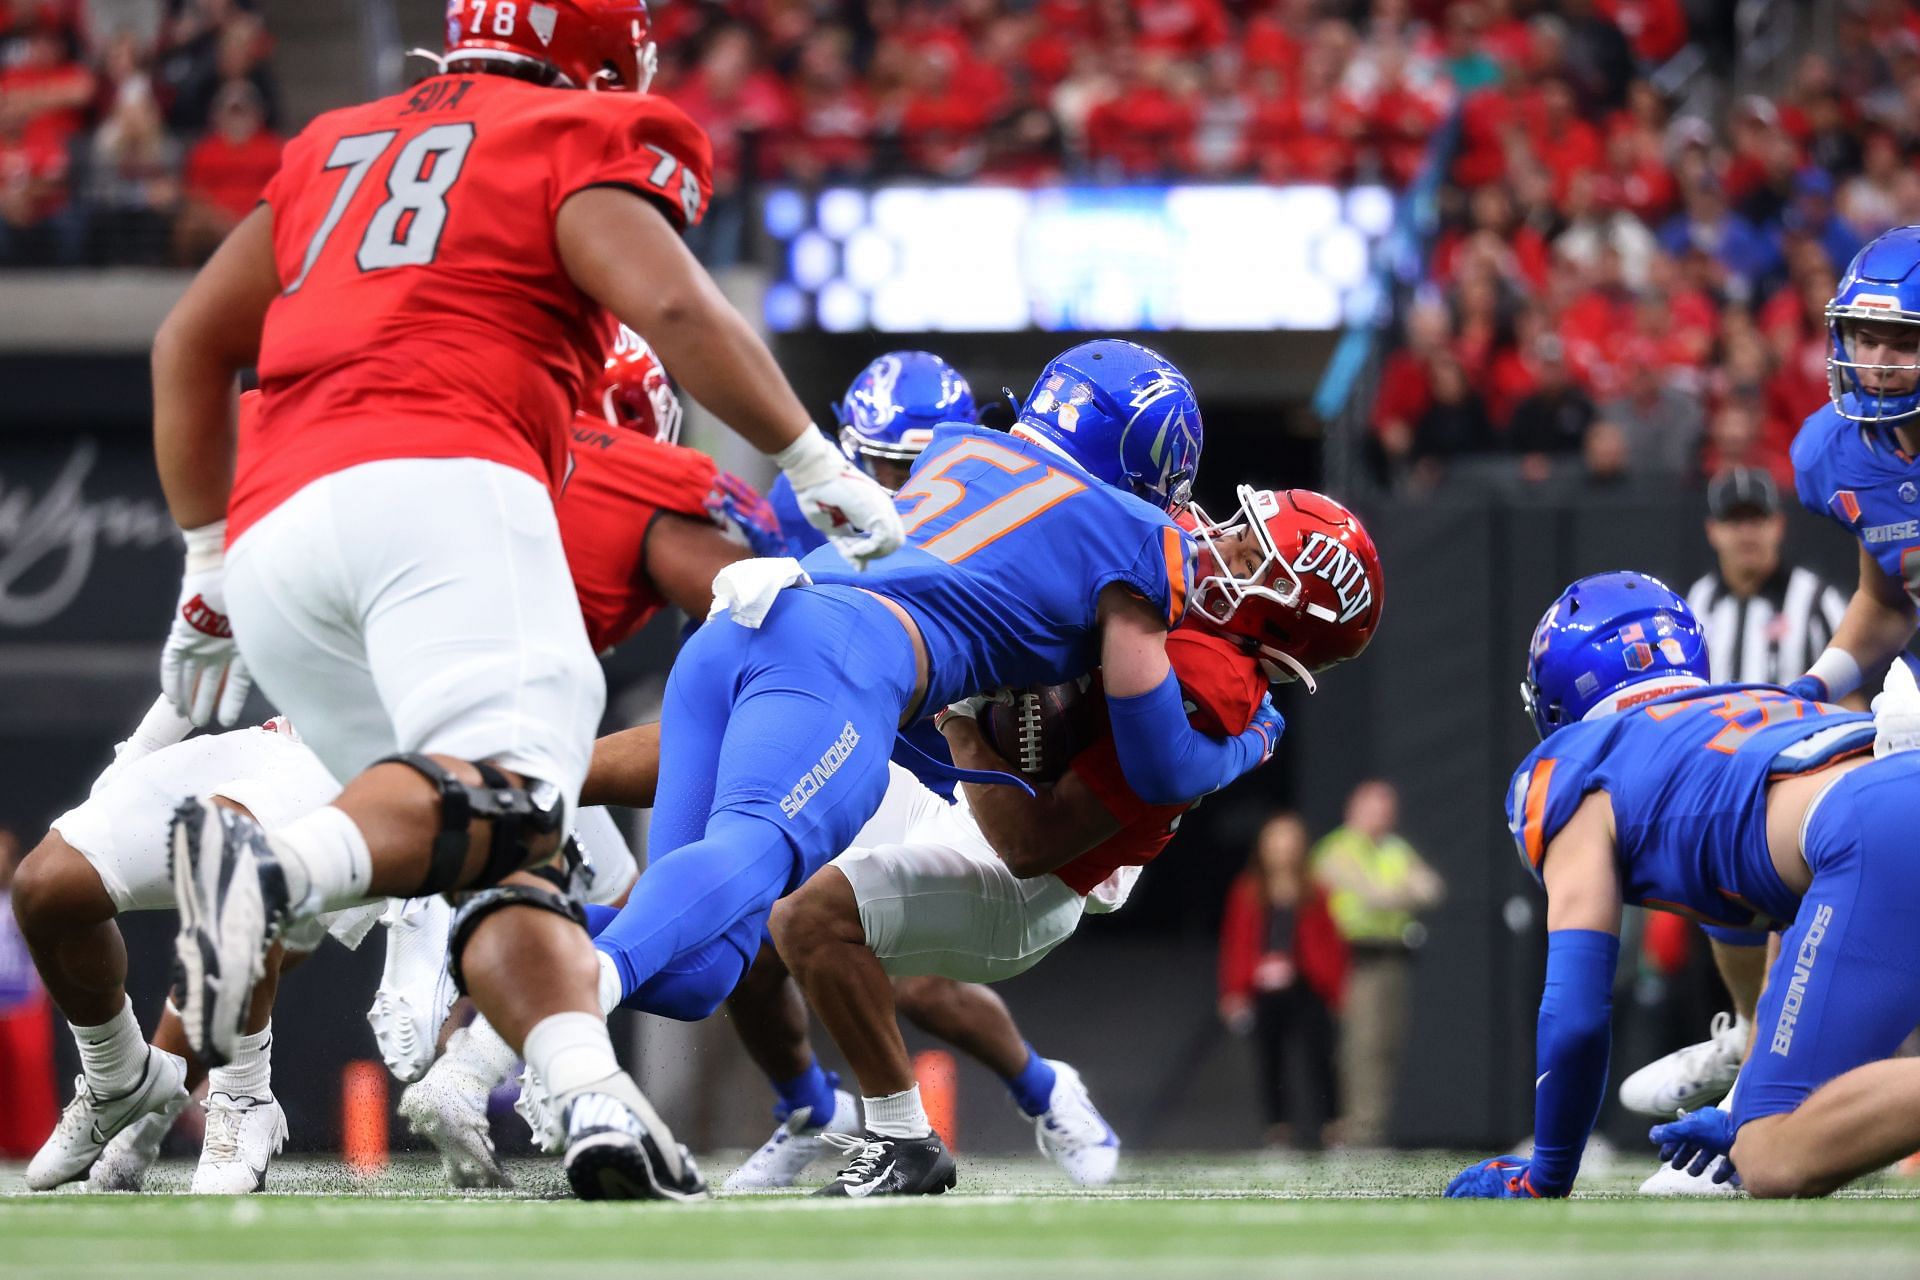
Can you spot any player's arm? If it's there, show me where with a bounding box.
[580,721,662,810]
[1792,545,1917,702]
[151,203,278,527]
[642,511,751,619]
[1448,790,1622,1199]
[940,717,1121,877]
[555,191,901,564]
[1097,585,1281,806]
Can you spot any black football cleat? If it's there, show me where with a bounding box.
[814,1130,957,1198]
[561,1075,708,1202]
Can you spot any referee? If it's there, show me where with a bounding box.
[1685,467,1846,686]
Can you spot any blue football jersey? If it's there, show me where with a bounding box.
[1792,403,1920,600]
[1506,684,1873,931]
[804,424,1194,710]
[766,472,830,559]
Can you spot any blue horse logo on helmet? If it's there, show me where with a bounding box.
[835,350,975,477]
[1014,339,1202,514]
[1827,224,1920,425]
[1521,571,1711,739]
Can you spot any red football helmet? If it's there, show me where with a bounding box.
[1183,488,1384,691]
[443,0,657,91]
[595,325,682,442]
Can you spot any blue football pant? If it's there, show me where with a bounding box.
[593,586,917,1021]
[1735,753,1920,1129]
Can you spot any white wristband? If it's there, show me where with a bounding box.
[181,520,226,576]
[1805,648,1864,701]
[770,425,845,489]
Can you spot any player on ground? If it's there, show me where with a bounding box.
[1446,572,1920,1199]
[770,489,1384,1195]
[583,340,1283,1152]
[14,359,780,1192]
[151,0,903,1203]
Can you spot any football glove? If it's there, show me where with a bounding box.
[774,427,905,568]
[1444,1155,1557,1198]
[1650,1106,1740,1182]
[705,471,788,560]
[934,688,1014,732]
[1246,694,1285,766]
[1785,675,1829,703]
[159,521,251,727]
[1872,654,1920,758]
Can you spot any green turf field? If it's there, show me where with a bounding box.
[5,1152,1920,1279]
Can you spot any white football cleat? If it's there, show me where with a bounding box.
[1640,1156,1740,1196]
[171,800,291,1066]
[1619,1012,1748,1117]
[401,1047,512,1189]
[191,1092,288,1194]
[1031,1059,1120,1186]
[721,1087,861,1192]
[27,1049,189,1191]
[366,896,458,1084]
[88,1097,188,1193]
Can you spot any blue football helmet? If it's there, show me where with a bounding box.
[1014,339,1201,514]
[1827,225,1920,424]
[1521,571,1710,740]
[835,351,975,482]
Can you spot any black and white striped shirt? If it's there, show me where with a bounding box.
[1685,566,1847,686]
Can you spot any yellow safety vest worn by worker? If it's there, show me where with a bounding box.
[1316,827,1420,945]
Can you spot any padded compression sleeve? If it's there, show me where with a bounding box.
[1106,668,1278,806]
[1529,928,1620,1194]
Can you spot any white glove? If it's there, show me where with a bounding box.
[89,695,196,798]
[773,427,906,568]
[1873,657,1920,758]
[933,688,1012,731]
[708,556,812,629]
[159,520,252,726]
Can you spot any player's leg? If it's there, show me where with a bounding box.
[209,460,696,1202]
[1734,1058,1920,1198]
[718,942,861,1192]
[1621,933,1766,1118]
[893,976,1119,1185]
[1726,759,1920,1196]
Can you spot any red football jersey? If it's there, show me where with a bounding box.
[230,73,712,541]
[1053,629,1268,896]
[559,412,720,652]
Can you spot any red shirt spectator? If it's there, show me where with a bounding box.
[673,26,795,186]
[1085,55,1197,178]
[181,81,280,220]
[1134,0,1231,57]
[1218,867,1347,1013]
[1597,0,1688,64]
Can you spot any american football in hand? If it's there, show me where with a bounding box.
[980,677,1101,782]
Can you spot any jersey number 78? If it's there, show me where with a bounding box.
[284,123,476,294]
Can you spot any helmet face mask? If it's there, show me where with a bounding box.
[596,326,680,442]
[1826,225,1920,425]
[1184,488,1382,692]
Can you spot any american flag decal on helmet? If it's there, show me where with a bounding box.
[1831,490,1863,524]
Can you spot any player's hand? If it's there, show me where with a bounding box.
[934,689,1013,732]
[705,471,788,559]
[1650,1107,1739,1182]
[1444,1155,1557,1198]
[160,523,251,727]
[1872,654,1920,758]
[774,426,905,568]
[1240,695,1285,767]
[1218,995,1254,1035]
[1785,675,1829,703]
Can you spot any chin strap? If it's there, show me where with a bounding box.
[1259,647,1317,694]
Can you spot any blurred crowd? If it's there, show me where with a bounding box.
[1370,0,1920,490]
[0,0,281,266]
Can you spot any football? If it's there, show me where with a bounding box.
[980,677,1101,783]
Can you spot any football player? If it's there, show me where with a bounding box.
[150,0,901,1202]
[1447,572,1920,1200]
[768,489,1384,1195]
[580,339,1283,1197]
[768,350,977,557]
[16,338,781,1193]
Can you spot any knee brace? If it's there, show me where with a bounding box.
[447,884,588,996]
[376,753,564,895]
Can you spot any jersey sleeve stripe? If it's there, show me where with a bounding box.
[1522,758,1556,869]
[1162,525,1188,626]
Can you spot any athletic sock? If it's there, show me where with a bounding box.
[1004,1045,1058,1117]
[522,1012,620,1100]
[73,999,147,1100]
[864,1084,932,1140]
[450,1017,522,1088]
[594,949,623,1016]
[268,805,373,913]
[772,1062,837,1127]
[208,1023,273,1099]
